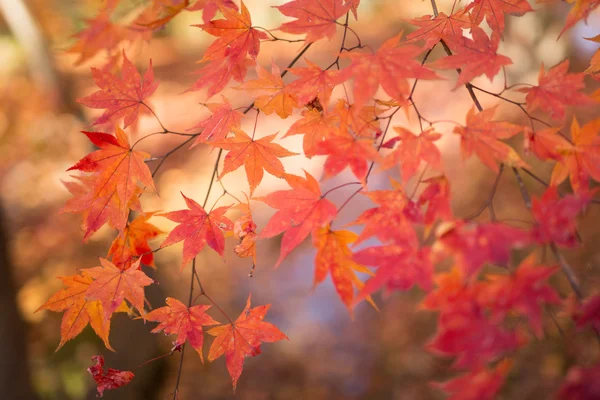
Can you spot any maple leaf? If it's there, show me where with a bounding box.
[257,172,337,267]
[453,106,526,172]
[211,128,298,195]
[188,97,244,145]
[467,0,533,34]
[274,0,354,43]
[354,245,434,302]
[61,175,141,241]
[345,33,439,107]
[560,0,600,37]
[312,226,372,311]
[78,53,159,128]
[406,9,472,48]
[350,181,421,246]
[557,362,600,400]
[108,212,163,268]
[207,294,288,391]
[287,59,350,108]
[159,193,233,269]
[436,221,531,277]
[531,186,593,247]
[417,175,454,225]
[574,294,600,333]
[67,4,131,66]
[88,355,134,398]
[431,27,512,88]
[188,57,253,99]
[146,297,218,360]
[519,60,594,121]
[481,253,560,337]
[524,127,572,161]
[238,62,298,118]
[196,1,267,63]
[133,0,192,31]
[283,107,338,158]
[381,126,442,181]
[232,200,257,269]
[67,126,155,235]
[585,35,600,78]
[427,304,522,369]
[434,359,513,400]
[550,117,600,192]
[314,129,380,181]
[85,258,154,321]
[36,271,114,351]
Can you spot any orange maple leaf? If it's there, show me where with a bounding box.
[453,106,526,172]
[257,172,337,267]
[36,271,115,351]
[77,53,159,128]
[406,9,472,48]
[108,212,163,269]
[313,226,373,311]
[146,297,219,361]
[196,1,267,63]
[159,193,233,269]
[211,128,298,195]
[85,258,154,321]
[287,59,350,109]
[550,117,600,192]
[238,62,298,118]
[207,294,288,391]
[67,126,155,235]
[283,107,338,158]
[519,60,594,121]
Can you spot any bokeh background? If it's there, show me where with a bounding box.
[0,0,599,399]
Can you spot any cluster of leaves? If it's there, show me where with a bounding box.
[37,0,600,398]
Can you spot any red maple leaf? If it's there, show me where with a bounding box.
[354,245,434,302]
[207,294,288,391]
[146,297,219,360]
[381,126,442,181]
[531,186,593,247]
[434,360,513,400]
[77,53,159,128]
[467,0,533,34]
[481,253,560,337]
[453,106,526,172]
[558,362,600,400]
[345,33,439,107]
[574,294,600,333]
[274,0,354,42]
[431,27,512,88]
[406,9,472,47]
[159,193,233,269]
[211,128,298,195]
[257,172,337,267]
[188,97,244,145]
[88,355,134,398]
[519,60,594,121]
[85,258,154,321]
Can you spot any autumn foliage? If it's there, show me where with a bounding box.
[36,0,600,398]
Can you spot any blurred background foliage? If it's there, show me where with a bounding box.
[0,0,599,399]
